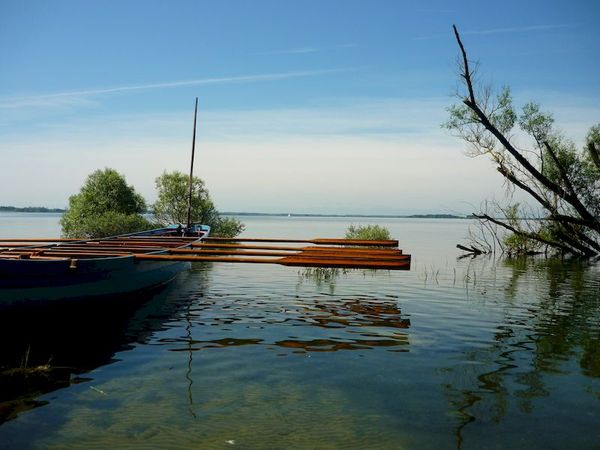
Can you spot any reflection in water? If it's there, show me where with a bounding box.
[1,253,598,448]
[443,257,600,449]
[298,267,343,295]
[162,296,410,354]
[0,270,210,424]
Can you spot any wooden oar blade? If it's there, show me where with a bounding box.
[279,256,410,270]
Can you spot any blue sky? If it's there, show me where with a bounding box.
[1,0,599,214]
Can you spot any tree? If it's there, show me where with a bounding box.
[345,224,391,241]
[445,26,600,257]
[152,171,244,238]
[61,168,152,238]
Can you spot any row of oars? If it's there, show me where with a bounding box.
[0,237,410,270]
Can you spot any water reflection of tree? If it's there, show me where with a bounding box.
[277,298,410,352]
[444,257,600,449]
[166,296,410,354]
[297,267,343,295]
[297,267,386,295]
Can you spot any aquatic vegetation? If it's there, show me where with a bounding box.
[345,224,391,241]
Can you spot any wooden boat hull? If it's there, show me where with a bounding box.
[0,225,208,306]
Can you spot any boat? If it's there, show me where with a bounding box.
[0,224,210,306]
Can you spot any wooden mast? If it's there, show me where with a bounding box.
[186,97,199,231]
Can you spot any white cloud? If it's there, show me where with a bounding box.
[7,92,596,214]
[0,97,509,213]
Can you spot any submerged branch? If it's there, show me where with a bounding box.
[473,213,582,256]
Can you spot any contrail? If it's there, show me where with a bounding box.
[0,68,352,108]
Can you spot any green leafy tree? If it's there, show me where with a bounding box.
[345,224,391,241]
[445,26,600,257]
[152,171,244,238]
[61,168,152,238]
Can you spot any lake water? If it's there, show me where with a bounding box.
[0,213,599,449]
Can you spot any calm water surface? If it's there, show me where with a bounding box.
[0,213,599,449]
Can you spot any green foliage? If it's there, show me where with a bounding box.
[447,26,600,257]
[153,172,215,225]
[345,224,391,241]
[444,86,516,156]
[61,169,151,238]
[67,212,153,239]
[518,102,553,146]
[446,69,600,255]
[152,171,244,238]
[213,216,245,238]
[584,125,600,180]
[500,204,541,255]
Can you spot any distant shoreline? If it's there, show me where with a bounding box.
[0,206,470,219]
[0,206,65,213]
[221,212,470,219]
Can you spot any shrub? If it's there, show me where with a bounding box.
[345,224,391,241]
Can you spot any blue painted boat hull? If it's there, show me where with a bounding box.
[0,225,208,306]
[0,257,190,305]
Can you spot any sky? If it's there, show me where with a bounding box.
[1,0,599,215]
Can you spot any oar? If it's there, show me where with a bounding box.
[93,240,190,247]
[31,246,409,261]
[191,243,403,254]
[13,242,404,257]
[42,251,133,257]
[203,237,399,247]
[279,256,410,270]
[167,248,410,261]
[18,246,408,264]
[120,236,198,241]
[134,253,410,270]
